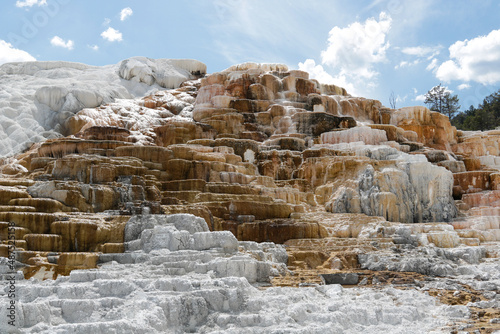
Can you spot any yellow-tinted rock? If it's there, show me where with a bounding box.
[24,234,62,252]
[9,198,72,213]
[236,219,322,243]
[76,126,133,142]
[0,186,30,205]
[50,221,98,252]
[100,243,125,253]
[0,222,30,240]
[154,121,216,146]
[38,138,133,158]
[0,212,57,234]
[57,252,99,268]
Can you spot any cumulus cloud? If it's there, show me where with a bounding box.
[15,0,46,8]
[298,59,359,96]
[298,12,391,97]
[458,83,471,90]
[436,29,500,84]
[120,7,133,21]
[50,36,74,50]
[88,45,99,51]
[101,27,123,42]
[321,12,392,80]
[0,40,36,65]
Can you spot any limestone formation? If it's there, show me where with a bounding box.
[1,59,500,333]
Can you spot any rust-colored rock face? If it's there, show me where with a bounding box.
[1,60,499,305]
[390,106,457,150]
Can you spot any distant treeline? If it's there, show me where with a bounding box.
[452,90,500,131]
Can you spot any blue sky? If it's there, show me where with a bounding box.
[1,0,500,111]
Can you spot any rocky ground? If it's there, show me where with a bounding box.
[0,58,499,333]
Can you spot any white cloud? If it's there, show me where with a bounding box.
[436,29,500,84]
[415,94,426,102]
[298,59,335,84]
[0,40,36,65]
[401,46,440,57]
[395,59,420,69]
[88,45,99,51]
[365,0,432,36]
[395,61,408,69]
[298,59,358,96]
[396,45,441,72]
[458,83,471,90]
[426,58,438,71]
[412,88,418,95]
[321,12,392,80]
[120,7,133,21]
[103,18,111,26]
[50,36,74,50]
[15,0,46,8]
[396,94,407,103]
[299,12,392,97]
[101,27,122,42]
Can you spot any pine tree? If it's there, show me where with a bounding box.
[451,89,500,131]
[424,84,460,119]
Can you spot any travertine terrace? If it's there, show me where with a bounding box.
[0,58,499,333]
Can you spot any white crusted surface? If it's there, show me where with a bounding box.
[0,262,479,334]
[321,126,388,145]
[0,58,205,157]
[1,214,498,333]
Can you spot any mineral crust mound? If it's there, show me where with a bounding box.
[0,59,499,333]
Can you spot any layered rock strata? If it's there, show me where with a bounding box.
[0,59,500,333]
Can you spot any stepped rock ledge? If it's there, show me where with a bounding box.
[0,58,499,333]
